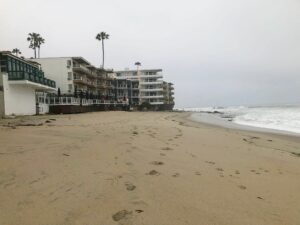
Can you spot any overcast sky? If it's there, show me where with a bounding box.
[1,0,299,108]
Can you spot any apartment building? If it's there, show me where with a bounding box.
[0,51,56,116]
[163,81,175,109]
[31,57,97,97]
[115,69,165,107]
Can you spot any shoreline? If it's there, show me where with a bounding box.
[186,111,300,144]
[0,111,300,225]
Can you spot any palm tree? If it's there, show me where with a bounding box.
[12,48,21,57]
[27,33,45,58]
[135,62,141,71]
[27,33,38,58]
[37,36,45,58]
[96,32,109,68]
[135,62,142,103]
[27,33,39,58]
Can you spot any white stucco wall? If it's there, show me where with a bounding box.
[2,74,36,116]
[31,58,73,94]
[37,103,49,114]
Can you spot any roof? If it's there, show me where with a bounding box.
[0,51,40,68]
[115,69,162,73]
[31,56,92,66]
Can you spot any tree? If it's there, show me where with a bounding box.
[135,62,141,70]
[96,32,109,68]
[12,48,21,57]
[135,62,142,104]
[27,33,45,58]
[37,36,45,58]
[27,33,39,58]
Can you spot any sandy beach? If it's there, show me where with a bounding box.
[0,111,300,225]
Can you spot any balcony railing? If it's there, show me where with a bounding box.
[139,81,163,85]
[140,95,164,99]
[8,71,56,88]
[48,97,128,106]
[140,88,163,92]
[73,65,96,78]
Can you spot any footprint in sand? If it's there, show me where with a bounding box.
[216,168,224,172]
[146,170,160,176]
[161,147,173,151]
[112,210,132,222]
[135,209,144,213]
[150,161,164,165]
[235,170,240,175]
[205,161,216,165]
[126,162,133,166]
[238,185,247,190]
[125,182,136,191]
[172,173,180,177]
[195,172,201,176]
[160,153,166,156]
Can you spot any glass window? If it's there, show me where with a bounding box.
[67,60,72,68]
[8,61,12,71]
[68,72,73,80]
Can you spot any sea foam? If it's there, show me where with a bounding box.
[183,106,300,134]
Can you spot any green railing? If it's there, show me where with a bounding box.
[8,71,56,88]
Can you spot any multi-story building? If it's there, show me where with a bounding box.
[116,69,165,107]
[29,57,175,110]
[0,51,56,116]
[163,81,175,109]
[31,57,98,97]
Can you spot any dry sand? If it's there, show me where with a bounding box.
[0,111,300,225]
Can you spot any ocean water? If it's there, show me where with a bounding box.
[183,106,300,134]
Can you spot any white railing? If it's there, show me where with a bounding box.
[47,97,128,106]
[140,95,164,99]
[139,74,163,78]
[139,88,163,92]
[139,81,163,85]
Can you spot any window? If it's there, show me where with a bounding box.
[68,72,73,80]
[68,84,73,92]
[67,60,72,68]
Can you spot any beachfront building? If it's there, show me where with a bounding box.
[96,69,116,101]
[0,51,56,116]
[31,57,98,97]
[163,81,175,109]
[115,69,165,108]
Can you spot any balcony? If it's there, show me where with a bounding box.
[139,88,163,92]
[117,86,128,89]
[8,71,56,90]
[73,64,96,78]
[140,95,164,99]
[73,76,87,85]
[149,101,164,105]
[139,81,163,85]
[139,74,163,79]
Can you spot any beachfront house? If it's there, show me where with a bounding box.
[0,51,56,116]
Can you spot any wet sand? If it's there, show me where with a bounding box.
[0,111,300,225]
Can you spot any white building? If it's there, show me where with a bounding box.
[0,51,56,116]
[115,69,164,106]
[31,57,98,96]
